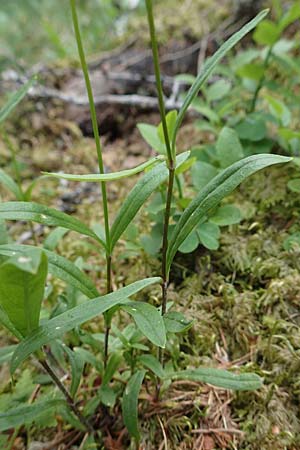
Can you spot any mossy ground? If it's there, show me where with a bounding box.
[1,110,299,449]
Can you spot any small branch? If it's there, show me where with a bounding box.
[39,359,98,441]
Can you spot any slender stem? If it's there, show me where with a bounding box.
[146,0,176,371]
[145,0,173,165]
[249,46,273,113]
[70,0,113,364]
[40,359,97,438]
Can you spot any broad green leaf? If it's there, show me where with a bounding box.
[110,151,190,251]
[167,154,291,273]
[0,248,48,337]
[235,114,267,141]
[122,370,146,441]
[178,230,199,253]
[283,232,300,251]
[121,301,166,348]
[278,128,300,141]
[197,222,220,250]
[0,244,99,299]
[191,161,218,191]
[0,77,36,124]
[102,352,123,385]
[287,178,300,193]
[64,346,85,397]
[264,95,291,126]
[0,305,23,340]
[43,227,69,250]
[42,156,164,182]
[0,169,23,200]
[209,205,242,226]
[172,9,269,149]
[157,110,177,145]
[216,127,244,168]
[10,277,161,373]
[99,385,117,407]
[205,79,231,103]
[175,74,196,84]
[171,368,262,390]
[278,3,300,32]
[192,101,220,123]
[138,354,165,378]
[0,345,17,365]
[163,311,193,334]
[253,20,280,46]
[236,63,265,81]
[0,202,105,249]
[137,123,166,154]
[0,399,64,432]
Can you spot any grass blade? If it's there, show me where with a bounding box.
[171,368,262,390]
[43,156,164,182]
[0,202,105,249]
[110,151,190,251]
[0,77,36,124]
[10,277,161,373]
[172,9,269,149]
[167,154,291,272]
[0,244,99,299]
[122,369,146,441]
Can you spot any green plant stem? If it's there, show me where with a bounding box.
[145,0,173,165]
[70,0,113,365]
[250,46,273,112]
[39,358,99,443]
[146,0,176,370]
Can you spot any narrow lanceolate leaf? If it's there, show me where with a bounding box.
[122,370,146,441]
[110,151,190,251]
[64,346,85,397]
[0,247,48,337]
[167,154,291,273]
[0,202,105,249]
[138,354,165,378]
[121,301,166,348]
[171,368,262,391]
[172,9,269,149]
[0,169,23,200]
[0,77,36,124]
[0,399,64,432]
[0,345,17,365]
[0,244,99,299]
[43,156,164,182]
[10,277,161,373]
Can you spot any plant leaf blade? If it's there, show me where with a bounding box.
[10,277,161,373]
[171,367,262,391]
[172,9,269,148]
[110,151,190,250]
[0,244,99,299]
[122,301,166,348]
[42,156,164,182]
[0,247,48,337]
[0,202,105,248]
[122,369,146,441]
[0,77,36,124]
[167,154,291,272]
